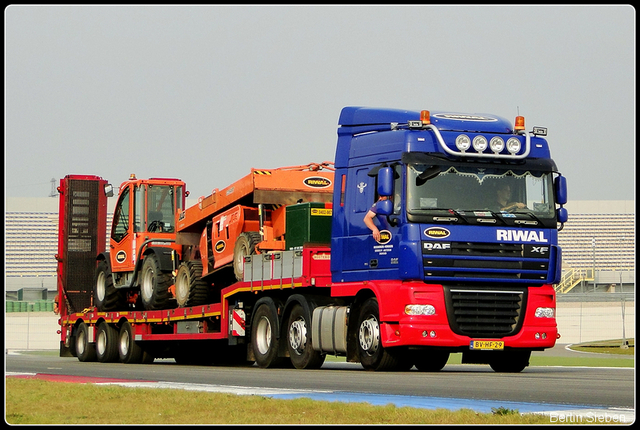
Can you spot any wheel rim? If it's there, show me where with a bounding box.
[175,267,189,305]
[96,271,106,302]
[141,264,155,301]
[76,329,86,355]
[97,330,106,356]
[288,317,307,355]
[358,316,380,356]
[234,242,248,278]
[255,316,272,355]
[120,329,130,356]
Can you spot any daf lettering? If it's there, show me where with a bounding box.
[423,242,451,250]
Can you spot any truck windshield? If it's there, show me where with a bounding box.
[407,164,556,226]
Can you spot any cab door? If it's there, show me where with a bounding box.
[109,185,138,273]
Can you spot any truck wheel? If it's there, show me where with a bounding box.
[94,260,125,311]
[413,350,450,372]
[286,304,325,369]
[75,322,96,362]
[175,261,209,307]
[118,321,143,363]
[233,232,262,281]
[357,298,404,371]
[251,303,286,368]
[489,350,531,373]
[140,253,175,310]
[96,322,119,363]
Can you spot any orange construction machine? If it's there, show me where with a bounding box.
[93,162,334,312]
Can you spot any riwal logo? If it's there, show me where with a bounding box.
[303,177,332,188]
[497,229,548,243]
[424,227,450,239]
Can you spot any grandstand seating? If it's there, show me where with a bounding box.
[558,213,635,270]
[4,200,635,282]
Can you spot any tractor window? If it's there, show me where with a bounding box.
[134,185,145,233]
[111,187,130,243]
[147,185,176,233]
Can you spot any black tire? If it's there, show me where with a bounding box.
[94,260,126,311]
[286,304,325,369]
[140,253,175,310]
[175,260,209,307]
[96,322,119,363]
[233,232,262,281]
[413,350,450,372]
[251,303,286,368]
[75,322,96,362]
[118,321,144,363]
[490,350,531,373]
[356,298,405,371]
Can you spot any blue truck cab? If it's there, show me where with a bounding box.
[331,107,568,286]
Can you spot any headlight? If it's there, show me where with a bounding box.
[535,307,555,318]
[506,137,521,154]
[455,134,471,151]
[405,304,436,316]
[489,136,505,153]
[472,135,488,152]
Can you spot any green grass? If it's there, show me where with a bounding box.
[5,378,558,425]
[568,338,634,356]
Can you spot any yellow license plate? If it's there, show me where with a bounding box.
[470,340,504,350]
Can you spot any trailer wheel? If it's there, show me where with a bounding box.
[94,260,125,311]
[413,350,450,372]
[357,298,405,371]
[251,303,286,368]
[140,253,175,310]
[118,321,144,363]
[96,322,119,363]
[286,304,325,369]
[489,350,531,373]
[75,322,96,362]
[175,261,209,307]
[233,232,262,281]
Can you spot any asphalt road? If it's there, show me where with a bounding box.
[6,348,634,410]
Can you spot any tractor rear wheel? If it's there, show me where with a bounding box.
[175,260,209,307]
[233,232,262,281]
[140,253,175,310]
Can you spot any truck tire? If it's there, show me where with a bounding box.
[233,232,262,281]
[96,322,119,363]
[175,260,209,307]
[94,260,125,311]
[75,322,96,362]
[118,321,143,363]
[489,350,531,373]
[413,350,450,372]
[356,298,406,371]
[286,304,325,369]
[140,253,175,310]
[251,303,286,368]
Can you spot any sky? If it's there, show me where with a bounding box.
[4,5,636,203]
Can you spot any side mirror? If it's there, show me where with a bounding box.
[555,175,567,206]
[557,207,568,224]
[377,199,393,216]
[104,184,114,197]
[377,167,394,197]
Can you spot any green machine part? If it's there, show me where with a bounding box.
[284,202,333,250]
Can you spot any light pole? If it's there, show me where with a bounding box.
[592,237,596,292]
